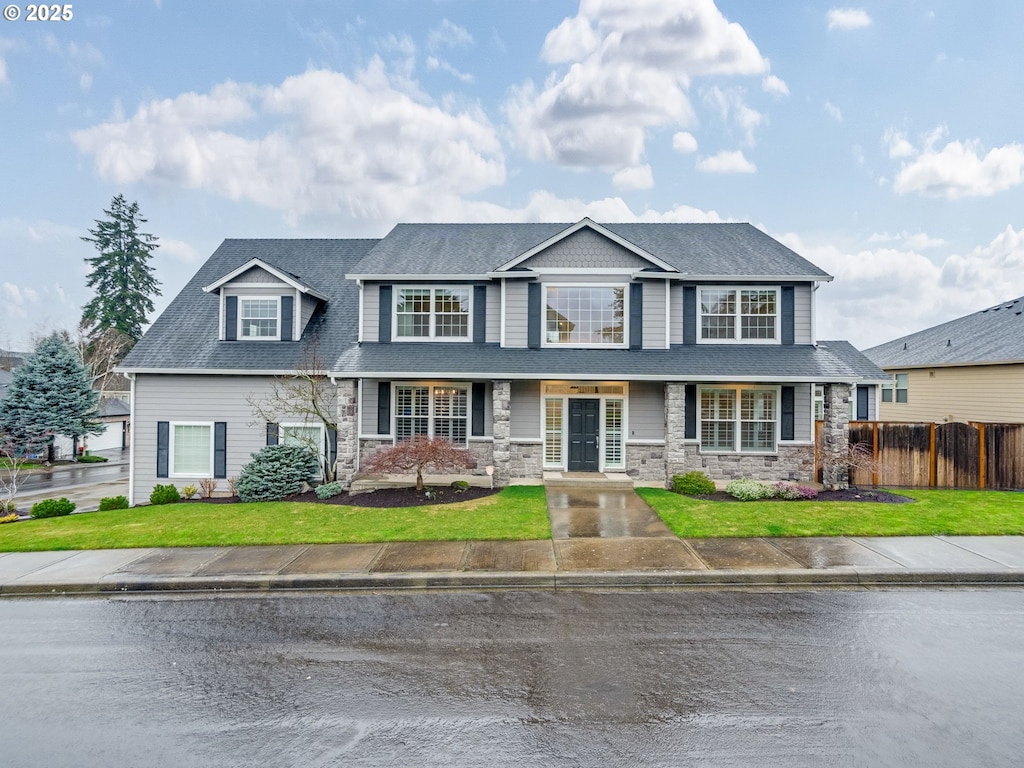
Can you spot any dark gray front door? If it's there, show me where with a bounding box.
[856,387,869,420]
[567,399,600,472]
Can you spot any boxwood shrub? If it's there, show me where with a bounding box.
[31,497,76,519]
[671,471,717,495]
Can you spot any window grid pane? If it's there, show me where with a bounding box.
[700,390,736,451]
[433,387,468,446]
[604,399,624,468]
[740,390,776,451]
[396,289,432,338]
[395,386,430,440]
[173,424,211,475]
[545,287,624,345]
[544,399,563,466]
[240,299,278,338]
[700,290,736,340]
[740,290,776,339]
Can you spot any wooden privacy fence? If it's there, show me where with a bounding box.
[842,421,1024,490]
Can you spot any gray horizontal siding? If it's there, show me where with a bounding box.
[628,381,665,440]
[510,380,540,439]
[132,374,302,505]
[486,284,500,343]
[363,283,380,342]
[793,382,812,442]
[794,283,813,344]
[504,281,528,348]
[642,281,668,350]
[670,284,684,344]
[300,293,318,333]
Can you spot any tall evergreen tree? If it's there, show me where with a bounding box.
[81,194,161,345]
[0,334,100,451]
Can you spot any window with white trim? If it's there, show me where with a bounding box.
[395,287,470,340]
[881,373,908,403]
[170,423,212,477]
[544,286,625,346]
[394,385,468,446]
[240,297,280,339]
[544,398,563,466]
[281,423,325,479]
[700,288,778,342]
[700,387,778,453]
[604,399,624,468]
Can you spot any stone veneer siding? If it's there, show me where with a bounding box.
[679,444,815,485]
[510,441,543,480]
[626,443,667,483]
[335,379,359,486]
[492,380,511,485]
[820,382,852,490]
[664,383,687,480]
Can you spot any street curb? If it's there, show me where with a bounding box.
[3,568,1024,597]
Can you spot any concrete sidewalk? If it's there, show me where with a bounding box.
[3,535,1024,596]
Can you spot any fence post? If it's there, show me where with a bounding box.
[929,422,936,487]
[978,423,986,490]
[872,421,879,487]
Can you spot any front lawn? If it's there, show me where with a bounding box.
[0,486,550,552]
[637,488,1024,538]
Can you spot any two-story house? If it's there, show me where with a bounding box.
[119,219,887,505]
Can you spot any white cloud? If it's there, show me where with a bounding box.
[883,127,915,158]
[0,56,6,86]
[824,101,843,122]
[672,131,698,154]
[505,0,768,171]
[159,238,200,264]
[762,74,789,97]
[867,231,948,250]
[425,56,474,83]
[74,65,506,222]
[827,8,872,30]
[888,126,1024,199]
[697,149,756,174]
[428,19,473,51]
[704,86,763,146]
[781,226,1024,347]
[612,164,654,190]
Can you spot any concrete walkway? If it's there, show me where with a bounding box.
[4,479,1024,596]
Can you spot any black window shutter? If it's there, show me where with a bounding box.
[214,422,227,478]
[378,285,392,343]
[781,286,795,345]
[527,282,541,348]
[471,382,486,437]
[156,421,169,477]
[225,296,238,341]
[781,386,795,441]
[327,426,338,466]
[266,422,279,445]
[629,282,643,349]
[473,285,487,343]
[684,385,697,440]
[280,295,294,341]
[682,286,696,345]
[377,381,391,435]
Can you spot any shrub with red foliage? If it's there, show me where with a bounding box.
[362,436,475,491]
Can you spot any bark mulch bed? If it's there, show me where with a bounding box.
[693,488,914,503]
[188,486,501,508]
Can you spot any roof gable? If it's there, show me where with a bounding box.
[202,257,328,301]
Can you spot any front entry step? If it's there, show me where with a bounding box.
[543,471,635,490]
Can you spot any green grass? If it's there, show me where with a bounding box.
[638,488,1024,538]
[0,457,43,469]
[0,486,551,552]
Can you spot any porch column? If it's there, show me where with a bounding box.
[821,382,852,490]
[492,379,511,486]
[335,378,359,486]
[665,382,687,488]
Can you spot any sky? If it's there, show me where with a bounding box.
[2,0,1024,352]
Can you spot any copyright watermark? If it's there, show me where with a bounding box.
[3,4,74,21]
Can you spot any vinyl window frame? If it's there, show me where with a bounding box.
[698,386,780,454]
[392,383,470,447]
[168,422,214,478]
[697,286,780,344]
[541,283,628,349]
[393,286,472,342]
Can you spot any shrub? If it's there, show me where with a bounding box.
[315,481,344,500]
[236,444,320,502]
[0,512,18,524]
[98,495,129,511]
[199,478,218,498]
[150,483,181,505]
[76,454,108,463]
[227,476,239,496]
[773,482,819,500]
[672,471,717,495]
[31,497,76,519]
[0,498,17,515]
[451,480,470,493]
[726,478,776,501]
[181,484,198,500]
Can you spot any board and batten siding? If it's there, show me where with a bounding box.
[132,374,303,505]
[510,380,541,439]
[877,363,1024,423]
[627,381,665,440]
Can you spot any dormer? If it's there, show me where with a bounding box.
[202,258,328,341]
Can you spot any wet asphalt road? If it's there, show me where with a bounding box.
[2,590,1023,767]
[13,461,129,493]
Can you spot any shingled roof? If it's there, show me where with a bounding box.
[863,296,1024,368]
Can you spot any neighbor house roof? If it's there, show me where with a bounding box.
[119,238,379,372]
[346,222,833,281]
[863,296,1024,369]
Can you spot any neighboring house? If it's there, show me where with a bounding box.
[0,368,11,398]
[118,219,888,505]
[0,348,26,371]
[863,296,1024,423]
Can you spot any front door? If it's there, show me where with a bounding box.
[856,387,869,420]
[567,399,600,472]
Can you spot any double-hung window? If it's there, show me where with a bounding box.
[700,288,778,342]
[240,297,280,339]
[700,387,778,453]
[394,384,468,446]
[170,423,213,477]
[544,285,625,346]
[881,373,908,403]
[395,287,470,340]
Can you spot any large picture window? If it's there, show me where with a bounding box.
[240,297,280,339]
[700,288,778,342]
[544,286,625,346]
[395,287,470,340]
[700,387,778,453]
[394,384,468,446]
[170,423,212,476]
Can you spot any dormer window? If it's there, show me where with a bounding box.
[240,298,280,339]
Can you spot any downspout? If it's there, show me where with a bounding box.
[811,281,819,346]
[126,371,136,506]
